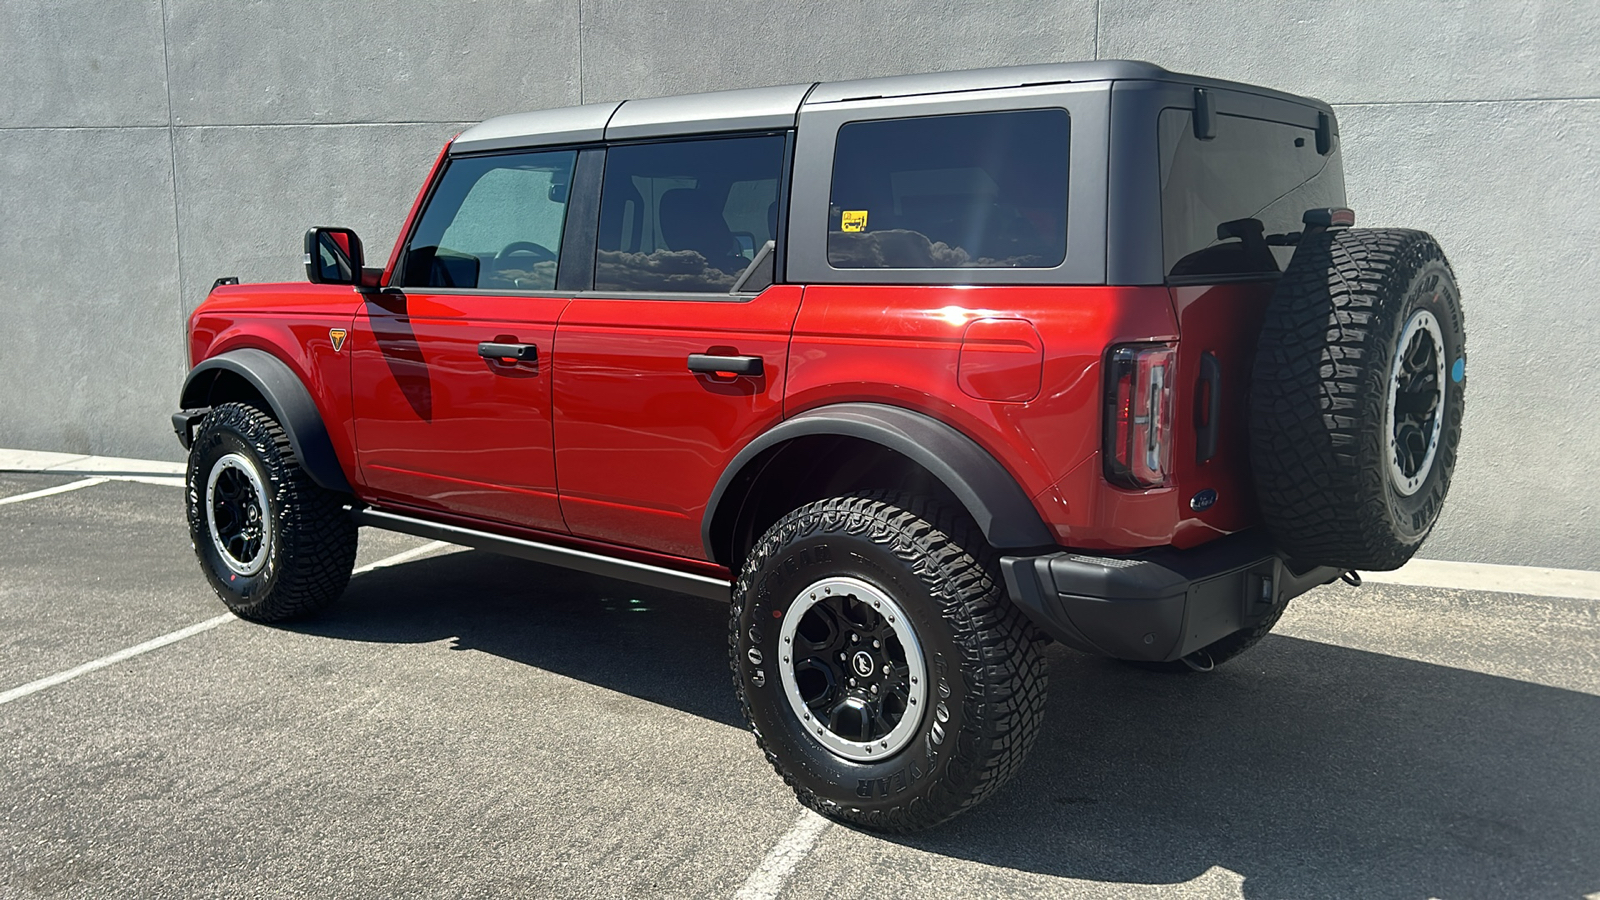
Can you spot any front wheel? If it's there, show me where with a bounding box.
[731,492,1047,832]
[186,402,358,622]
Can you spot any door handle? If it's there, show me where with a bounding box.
[478,341,538,362]
[687,353,764,377]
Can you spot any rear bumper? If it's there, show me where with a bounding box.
[1000,530,1338,662]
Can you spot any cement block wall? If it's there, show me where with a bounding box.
[2,1,1594,569]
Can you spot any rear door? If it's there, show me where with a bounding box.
[351,147,591,533]
[552,133,799,560]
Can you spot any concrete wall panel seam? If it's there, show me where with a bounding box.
[1333,96,1600,108]
[158,0,187,385]
[0,126,173,133]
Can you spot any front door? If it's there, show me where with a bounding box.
[553,133,797,559]
[351,147,580,533]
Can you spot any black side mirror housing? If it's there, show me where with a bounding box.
[305,227,378,287]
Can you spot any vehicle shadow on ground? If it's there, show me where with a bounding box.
[296,549,745,728]
[915,640,1600,899]
[296,551,1600,899]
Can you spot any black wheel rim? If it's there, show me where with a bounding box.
[206,453,270,576]
[777,577,926,761]
[1386,310,1446,496]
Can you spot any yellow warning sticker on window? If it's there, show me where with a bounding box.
[841,210,868,232]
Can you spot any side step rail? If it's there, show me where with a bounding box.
[350,507,733,601]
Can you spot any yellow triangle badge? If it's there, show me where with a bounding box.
[329,328,348,352]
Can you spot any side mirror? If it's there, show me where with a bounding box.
[304,227,372,286]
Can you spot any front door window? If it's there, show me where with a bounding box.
[402,149,577,291]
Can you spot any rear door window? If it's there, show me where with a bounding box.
[401,149,577,291]
[595,134,786,293]
[1158,110,1346,280]
[827,109,1069,269]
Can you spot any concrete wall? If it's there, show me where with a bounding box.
[3,1,1594,569]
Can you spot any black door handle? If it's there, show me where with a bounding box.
[687,353,764,377]
[478,341,538,362]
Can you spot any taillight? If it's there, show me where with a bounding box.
[1104,343,1176,488]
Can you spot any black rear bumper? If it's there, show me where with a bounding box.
[1000,530,1338,662]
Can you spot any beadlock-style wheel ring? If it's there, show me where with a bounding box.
[207,452,271,576]
[776,577,927,762]
[1385,308,1447,497]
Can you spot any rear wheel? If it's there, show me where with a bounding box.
[186,403,358,622]
[731,492,1047,832]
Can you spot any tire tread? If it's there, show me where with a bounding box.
[1249,228,1462,571]
[186,403,357,622]
[730,491,1046,833]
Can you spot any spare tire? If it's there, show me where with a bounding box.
[1250,228,1465,571]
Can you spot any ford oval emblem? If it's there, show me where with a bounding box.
[1190,489,1218,512]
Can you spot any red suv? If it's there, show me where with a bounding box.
[175,61,1465,831]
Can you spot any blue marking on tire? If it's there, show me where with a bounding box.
[1451,357,1465,383]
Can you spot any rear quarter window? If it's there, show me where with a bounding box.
[827,109,1069,269]
[1159,109,1346,280]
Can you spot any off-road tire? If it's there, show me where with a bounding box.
[186,402,358,622]
[1250,228,1465,571]
[731,491,1047,832]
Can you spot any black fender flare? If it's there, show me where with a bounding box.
[701,403,1054,563]
[178,348,352,493]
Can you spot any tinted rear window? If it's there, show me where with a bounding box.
[595,134,786,293]
[827,109,1069,269]
[1159,109,1345,280]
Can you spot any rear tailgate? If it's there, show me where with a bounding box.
[1166,282,1274,548]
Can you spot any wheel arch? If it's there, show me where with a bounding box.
[179,348,352,493]
[702,403,1054,569]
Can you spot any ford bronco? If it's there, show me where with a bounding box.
[174,61,1465,831]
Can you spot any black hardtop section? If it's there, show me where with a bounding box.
[450,61,1334,155]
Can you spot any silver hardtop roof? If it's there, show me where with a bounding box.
[803,60,1167,103]
[448,60,1332,155]
[451,101,620,155]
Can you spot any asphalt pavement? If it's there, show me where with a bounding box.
[1,471,1596,899]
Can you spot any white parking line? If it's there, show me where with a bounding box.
[0,613,236,706]
[732,811,831,900]
[353,540,454,574]
[0,477,109,507]
[0,541,457,708]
